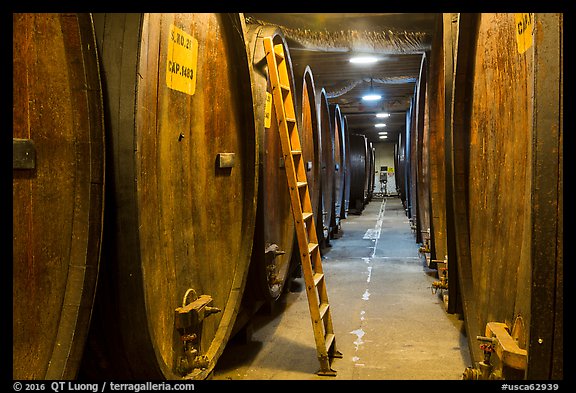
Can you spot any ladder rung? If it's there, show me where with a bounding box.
[274,45,285,59]
[291,149,302,155]
[280,83,290,91]
[308,242,318,254]
[297,181,307,189]
[313,272,324,287]
[303,212,313,222]
[324,333,335,353]
[286,117,296,123]
[319,303,330,320]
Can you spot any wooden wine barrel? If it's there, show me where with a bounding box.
[450,13,562,379]
[403,106,414,219]
[427,14,448,269]
[341,116,351,220]
[348,133,368,214]
[363,137,371,206]
[82,13,258,380]
[408,84,421,237]
[394,129,407,210]
[419,13,463,313]
[293,64,321,235]
[317,88,334,244]
[329,103,345,233]
[244,24,296,302]
[426,15,462,316]
[12,13,105,380]
[366,141,375,203]
[393,142,399,195]
[414,55,430,246]
[288,64,323,271]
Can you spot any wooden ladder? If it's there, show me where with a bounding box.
[263,37,342,376]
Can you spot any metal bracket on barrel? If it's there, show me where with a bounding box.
[216,153,235,169]
[482,322,528,371]
[463,318,527,380]
[13,138,36,170]
[175,289,221,376]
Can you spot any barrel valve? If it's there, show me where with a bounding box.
[175,289,221,376]
[265,243,286,258]
[463,338,498,380]
[418,243,430,254]
[265,244,286,287]
[418,229,431,254]
[431,265,448,294]
[409,217,417,232]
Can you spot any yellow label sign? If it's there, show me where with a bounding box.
[166,24,198,95]
[264,92,272,128]
[515,13,534,54]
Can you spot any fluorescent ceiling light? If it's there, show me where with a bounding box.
[376,112,390,118]
[379,135,388,139]
[375,123,386,128]
[362,94,381,101]
[378,131,388,135]
[349,56,378,64]
[362,77,381,101]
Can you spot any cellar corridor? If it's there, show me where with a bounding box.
[212,196,471,380]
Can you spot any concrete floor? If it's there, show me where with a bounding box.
[211,195,471,380]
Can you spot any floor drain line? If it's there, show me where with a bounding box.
[369,197,387,258]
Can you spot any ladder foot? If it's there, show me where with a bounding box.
[317,368,338,377]
[316,350,342,377]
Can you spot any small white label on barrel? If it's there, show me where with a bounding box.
[166,24,198,95]
[264,92,272,128]
[515,13,534,54]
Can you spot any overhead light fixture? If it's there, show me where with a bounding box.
[378,131,388,135]
[375,123,386,128]
[376,112,390,118]
[363,94,381,101]
[362,78,381,101]
[349,56,378,64]
[379,135,388,139]
[362,94,382,101]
